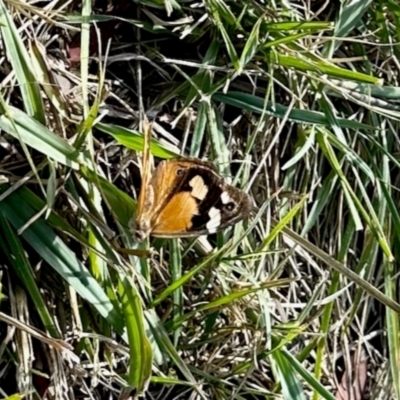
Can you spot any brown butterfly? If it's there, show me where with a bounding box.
[132,120,252,241]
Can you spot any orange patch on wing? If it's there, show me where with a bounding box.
[152,192,198,234]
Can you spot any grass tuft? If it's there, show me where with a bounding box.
[0,0,400,399]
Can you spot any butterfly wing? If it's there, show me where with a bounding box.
[133,119,155,241]
[150,160,252,237]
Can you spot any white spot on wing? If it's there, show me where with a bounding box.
[221,191,232,204]
[189,175,208,200]
[206,207,221,233]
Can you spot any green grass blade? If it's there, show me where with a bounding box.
[0,0,45,123]
[119,275,152,393]
[213,92,373,130]
[0,106,80,168]
[151,247,225,307]
[207,0,240,70]
[271,347,307,400]
[276,54,382,85]
[96,122,179,158]
[238,16,261,72]
[279,348,336,400]
[168,279,293,331]
[169,239,183,346]
[146,310,199,386]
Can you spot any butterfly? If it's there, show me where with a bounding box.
[132,119,252,241]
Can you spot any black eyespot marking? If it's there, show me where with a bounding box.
[224,202,235,212]
[176,169,184,176]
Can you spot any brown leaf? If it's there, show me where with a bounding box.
[335,349,368,400]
